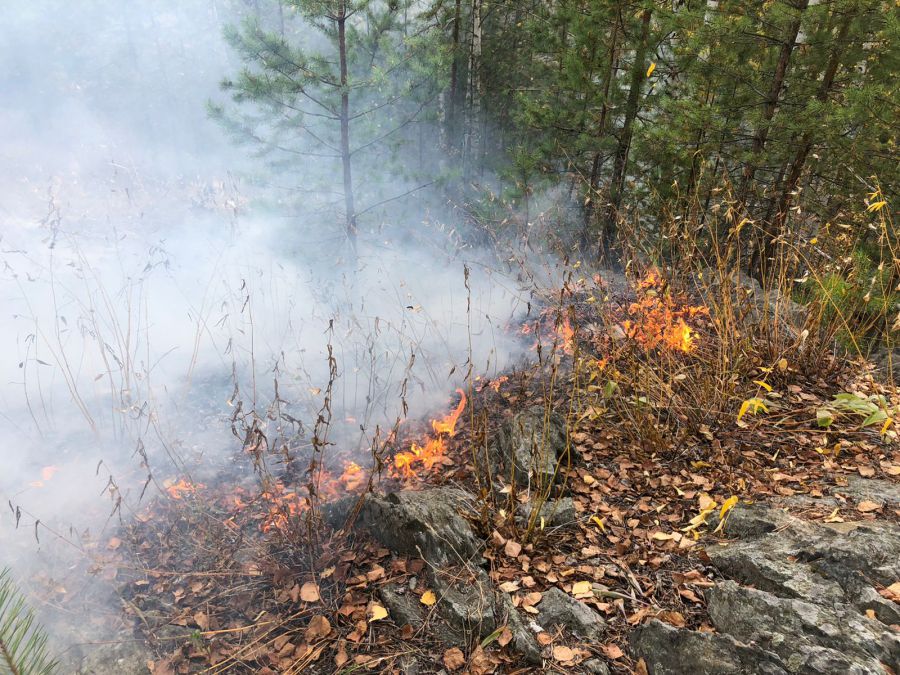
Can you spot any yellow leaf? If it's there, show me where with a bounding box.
[753,380,773,392]
[591,515,606,532]
[719,496,738,519]
[368,603,388,622]
[738,397,768,422]
[420,590,437,606]
[571,581,593,597]
[646,62,656,77]
[881,417,893,435]
[867,200,887,212]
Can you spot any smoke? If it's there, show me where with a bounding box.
[0,0,541,659]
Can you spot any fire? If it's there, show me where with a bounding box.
[339,461,366,491]
[522,313,577,355]
[621,270,707,353]
[557,317,575,354]
[393,389,466,478]
[431,388,467,436]
[164,478,205,500]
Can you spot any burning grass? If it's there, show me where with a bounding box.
[106,255,899,674]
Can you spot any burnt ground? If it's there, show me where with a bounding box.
[73,272,900,675]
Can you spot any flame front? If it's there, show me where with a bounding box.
[394,388,466,478]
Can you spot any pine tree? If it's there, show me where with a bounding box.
[213,0,448,256]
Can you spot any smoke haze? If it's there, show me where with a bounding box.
[0,0,538,660]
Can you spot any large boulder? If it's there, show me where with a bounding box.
[428,566,542,664]
[490,407,567,489]
[630,619,789,675]
[323,487,482,566]
[699,269,807,336]
[706,581,897,672]
[536,587,606,642]
[707,504,900,622]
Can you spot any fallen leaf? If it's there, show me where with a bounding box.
[719,495,739,519]
[443,647,466,671]
[552,645,576,662]
[368,603,388,622]
[193,611,209,631]
[306,615,331,640]
[601,643,624,659]
[497,627,513,647]
[420,590,436,606]
[857,500,882,513]
[299,582,320,603]
[571,580,592,597]
[334,640,349,668]
[504,539,522,557]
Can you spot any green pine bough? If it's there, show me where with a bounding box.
[0,568,57,675]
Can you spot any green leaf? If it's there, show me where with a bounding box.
[816,408,834,428]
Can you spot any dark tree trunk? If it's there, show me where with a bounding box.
[580,10,620,256]
[338,5,357,256]
[446,0,463,155]
[603,7,651,259]
[739,0,809,203]
[768,10,852,247]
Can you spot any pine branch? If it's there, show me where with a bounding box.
[0,569,57,675]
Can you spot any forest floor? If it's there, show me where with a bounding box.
[75,269,900,675]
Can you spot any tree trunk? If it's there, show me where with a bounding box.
[337,5,357,255]
[580,9,620,256]
[464,0,483,178]
[603,7,651,259]
[768,10,852,246]
[446,0,463,155]
[739,0,809,208]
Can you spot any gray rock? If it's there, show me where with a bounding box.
[495,587,543,664]
[699,270,806,336]
[323,487,482,566]
[536,587,606,641]
[491,407,567,488]
[516,497,577,529]
[582,658,610,675]
[379,584,426,628]
[830,475,900,508]
[707,503,900,622]
[428,567,542,664]
[707,581,897,672]
[709,502,794,538]
[630,619,789,675]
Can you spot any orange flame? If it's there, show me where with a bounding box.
[165,478,205,500]
[394,389,466,478]
[557,317,575,354]
[622,271,707,353]
[431,388,467,436]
